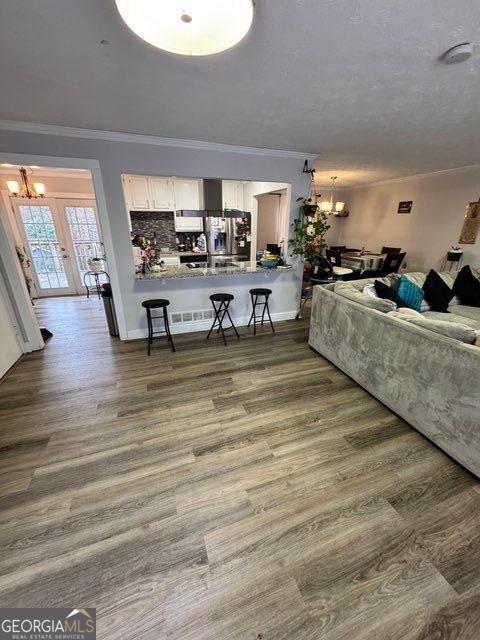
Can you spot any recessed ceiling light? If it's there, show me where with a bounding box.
[115,0,254,56]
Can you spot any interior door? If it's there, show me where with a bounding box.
[13,198,77,297]
[58,199,105,293]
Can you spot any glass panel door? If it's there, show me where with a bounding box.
[15,200,76,296]
[58,200,106,293]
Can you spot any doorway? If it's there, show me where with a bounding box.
[256,189,288,254]
[8,177,104,297]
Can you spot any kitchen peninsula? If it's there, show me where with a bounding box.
[137,260,291,279]
[123,173,300,338]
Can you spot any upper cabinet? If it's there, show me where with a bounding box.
[222,181,244,211]
[122,175,199,213]
[173,178,201,211]
[124,175,150,210]
[149,177,175,210]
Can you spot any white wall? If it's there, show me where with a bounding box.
[0,127,312,339]
[257,194,281,252]
[0,269,22,378]
[330,167,480,271]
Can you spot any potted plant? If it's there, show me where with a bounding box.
[290,197,331,277]
[87,244,106,273]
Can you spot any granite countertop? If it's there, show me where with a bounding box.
[136,261,292,280]
[162,251,208,257]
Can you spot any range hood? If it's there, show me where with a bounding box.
[176,179,250,217]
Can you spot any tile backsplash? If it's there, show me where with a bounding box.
[130,211,176,250]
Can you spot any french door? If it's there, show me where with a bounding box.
[58,199,104,291]
[14,198,77,296]
[13,198,103,297]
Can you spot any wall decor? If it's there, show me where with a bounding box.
[459,200,480,244]
[397,201,413,214]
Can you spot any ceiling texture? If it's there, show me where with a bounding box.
[0,0,479,185]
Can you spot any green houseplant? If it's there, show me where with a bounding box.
[290,197,331,264]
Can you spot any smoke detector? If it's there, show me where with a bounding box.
[443,43,474,64]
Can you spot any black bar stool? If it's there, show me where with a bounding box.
[141,299,175,355]
[206,293,240,346]
[248,288,275,335]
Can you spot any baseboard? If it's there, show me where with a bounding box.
[126,310,298,340]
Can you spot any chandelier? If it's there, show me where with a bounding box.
[7,167,46,199]
[319,176,345,215]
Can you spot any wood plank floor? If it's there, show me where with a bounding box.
[1,295,479,639]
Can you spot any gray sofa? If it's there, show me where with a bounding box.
[308,270,480,478]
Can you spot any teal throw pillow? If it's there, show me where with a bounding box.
[397,275,424,312]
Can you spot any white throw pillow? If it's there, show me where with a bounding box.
[396,307,422,317]
[363,284,378,298]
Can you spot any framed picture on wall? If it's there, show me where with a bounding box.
[459,200,480,244]
[397,201,413,214]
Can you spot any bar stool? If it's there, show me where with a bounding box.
[206,293,240,346]
[248,288,275,335]
[141,299,175,355]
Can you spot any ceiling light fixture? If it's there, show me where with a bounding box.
[115,0,254,56]
[6,167,46,199]
[319,176,345,215]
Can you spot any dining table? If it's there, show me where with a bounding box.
[340,252,386,273]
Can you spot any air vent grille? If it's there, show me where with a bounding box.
[170,309,213,324]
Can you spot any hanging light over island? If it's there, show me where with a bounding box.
[115,0,254,56]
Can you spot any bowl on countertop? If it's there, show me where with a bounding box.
[260,254,279,269]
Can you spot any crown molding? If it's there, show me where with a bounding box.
[0,167,91,179]
[344,163,480,190]
[0,119,319,161]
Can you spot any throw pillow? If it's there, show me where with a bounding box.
[334,282,397,313]
[422,269,454,312]
[397,275,424,312]
[374,280,403,306]
[453,266,480,307]
[362,284,378,299]
[387,312,477,344]
[396,307,422,317]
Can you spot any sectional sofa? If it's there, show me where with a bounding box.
[308,270,480,478]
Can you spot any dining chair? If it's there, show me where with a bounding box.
[326,249,354,280]
[381,246,401,254]
[363,251,406,278]
[326,249,342,267]
[382,251,406,273]
[329,245,346,252]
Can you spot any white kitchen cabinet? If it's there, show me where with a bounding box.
[123,175,176,211]
[161,256,180,267]
[149,177,175,210]
[124,175,150,210]
[222,180,244,211]
[174,215,204,232]
[173,178,203,231]
[123,176,203,229]
[173,179,201,211]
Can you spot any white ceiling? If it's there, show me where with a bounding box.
[0,0,479,186]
